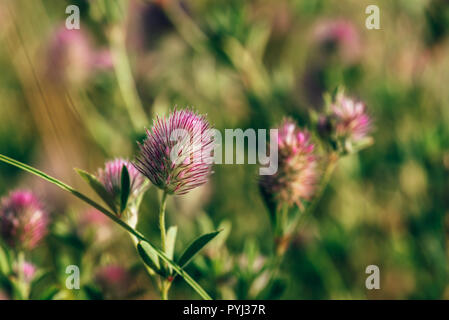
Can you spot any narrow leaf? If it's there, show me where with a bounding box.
[120,165,130,213]
[178,231,221,268]
[166,226,178,275]
[75,168,117,213]
[166,226,178,261]
[137,242,165,277]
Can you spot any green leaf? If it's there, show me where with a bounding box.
[166,226,178,274]
[137,241,165,277]
[0,154,212,300]
[178,231,221,268]
[75,168,117,213]
[166,226,178,261]
[0,245,10,275]
[120,165,130,213]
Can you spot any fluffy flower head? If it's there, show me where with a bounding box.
[135,108,214,195]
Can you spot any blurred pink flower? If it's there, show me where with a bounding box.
[0,190,49,250]
[46,26,113,83]
[22,262,37,282]
[313,19,361,62]
[95,265,131,298]
[135,109,214,195]
[79,209,113,244]
[260,119,319,209]
[331,92,372,143]
[80,208,110,227]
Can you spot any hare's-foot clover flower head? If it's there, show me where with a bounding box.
[135,108,214,195]
[259,119,319,211]
[328,91,373,153]
[0,190,49,251]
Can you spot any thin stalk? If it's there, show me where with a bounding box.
[16,251,27,300]
[158,191,169,300]
[159,192,168,253]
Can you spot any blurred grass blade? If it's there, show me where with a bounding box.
[120,165,130,213]
[178,231,221,268]
[0,154,212,300]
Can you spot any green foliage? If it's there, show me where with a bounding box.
[178,231,221,269]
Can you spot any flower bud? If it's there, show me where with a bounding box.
[96,159,148,227]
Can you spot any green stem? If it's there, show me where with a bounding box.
[158,191,169,300]
[16,251,27,300]
[159,192,168,253]
[161,281,169,300]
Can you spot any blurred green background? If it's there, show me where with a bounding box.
[0,0,449,299]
